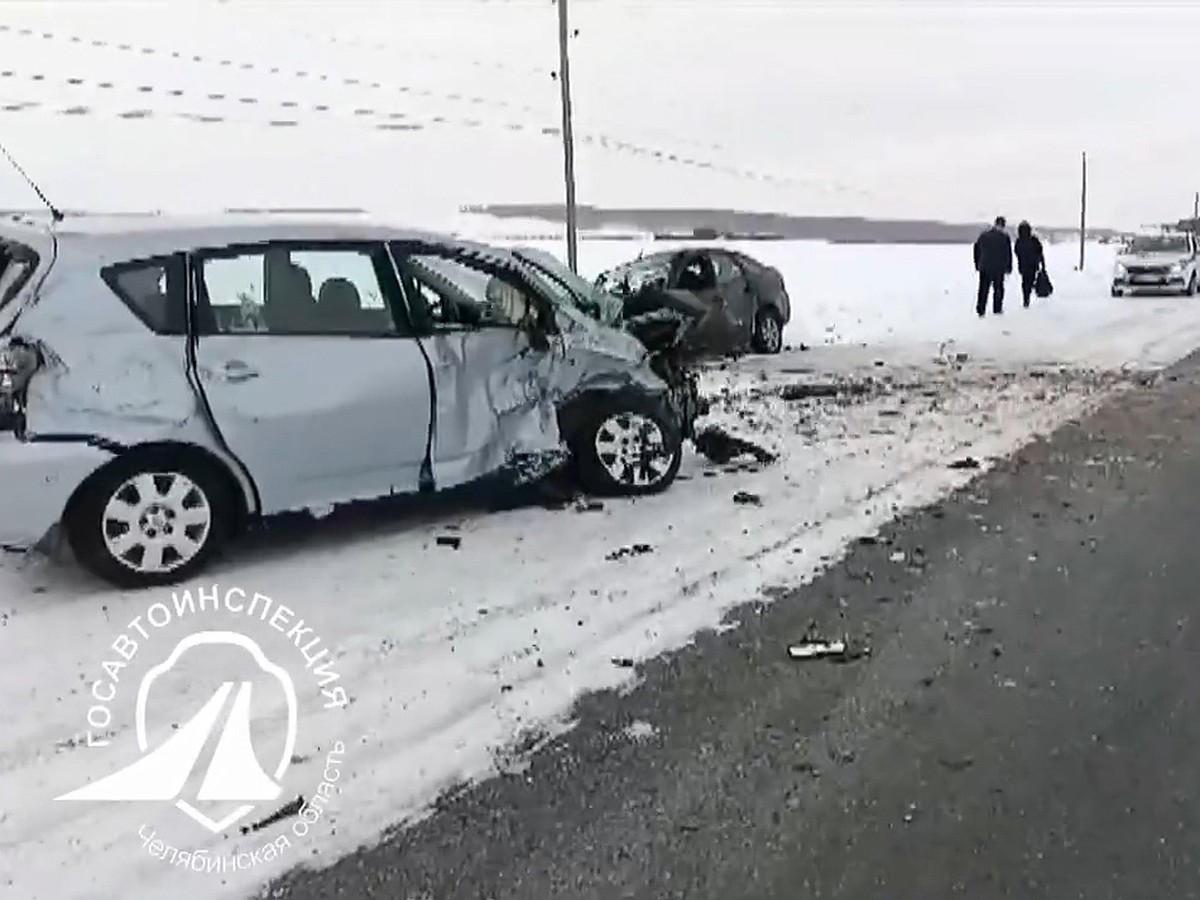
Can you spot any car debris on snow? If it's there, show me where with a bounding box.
[692,425,778,465]
[948,456,982,470]
[732,490,763,506]
[435,535,463,549]
[240,795,304,835]
[606,544,654,561]
[779,379,876,401]
[611,657,636,668]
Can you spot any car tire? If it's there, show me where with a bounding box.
[65,447,236,589]
[1187,273,1197,296]
[568,391,684,497]
[1111,288,1123,298]
[751,307,784,354]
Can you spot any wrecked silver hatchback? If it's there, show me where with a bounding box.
[0,213,704,588]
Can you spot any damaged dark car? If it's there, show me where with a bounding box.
[595,247,792,354]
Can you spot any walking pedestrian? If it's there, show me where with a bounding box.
[1014,220,1046,308]
[973,215,1013,316]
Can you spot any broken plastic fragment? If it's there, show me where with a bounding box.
[787,640,847,660]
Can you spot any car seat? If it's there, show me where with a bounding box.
[264,262,317,332]
[317,277,366,331]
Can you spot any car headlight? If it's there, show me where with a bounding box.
[1171,262,1183,275]
[1115,263,1126,276]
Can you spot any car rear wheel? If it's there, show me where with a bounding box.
[751,307,784,354]
[66,448,235,588]
[569,392,683,496]
[1187,273,1197,296]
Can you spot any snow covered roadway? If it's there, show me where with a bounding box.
[6,241,1200,899]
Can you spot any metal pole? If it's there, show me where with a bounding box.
[555,0,579,273]
[1078,151,1087,270]
[1193,190,1198,223]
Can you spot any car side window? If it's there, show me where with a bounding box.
[712,253,743,284]
[393,252,538,330]
[675,254,717,291]
[101,254,187,335]
[198,245,402,335]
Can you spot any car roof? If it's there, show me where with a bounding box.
[0,211,456,263]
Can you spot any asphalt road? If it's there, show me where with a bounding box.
[266,357,1200,900]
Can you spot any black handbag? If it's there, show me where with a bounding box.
[1034,269,1053,298]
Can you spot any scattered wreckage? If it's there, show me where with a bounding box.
[0,213,733,587]
[595,246,792,354]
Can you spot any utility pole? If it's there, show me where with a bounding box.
[1193,190,1198,224]
[1078,151,1087,271]
[555,0,579,273]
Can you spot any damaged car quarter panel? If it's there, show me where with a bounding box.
[18,261,204,441]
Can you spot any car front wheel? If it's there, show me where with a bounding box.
[751,307,784,354]
[66,448,235,588]
[570,392,683,496]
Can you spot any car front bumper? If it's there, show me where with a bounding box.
[0,435,114,549]
[1113,275,1188,294]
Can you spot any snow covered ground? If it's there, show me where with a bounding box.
[7,235,1200,900]
[4,1,1200,898]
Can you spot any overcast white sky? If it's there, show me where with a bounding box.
[0,0,1196,228]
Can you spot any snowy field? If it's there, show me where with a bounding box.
[5,1,1200,898]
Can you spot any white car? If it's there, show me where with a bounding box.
[0,213,705,588]
[1111,230,1199,296]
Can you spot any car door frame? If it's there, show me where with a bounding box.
[185,238,438,512]
[708,249,758,341]
[386,239,563,488]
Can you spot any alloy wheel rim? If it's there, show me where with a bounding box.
[594,413,674,487]
[101,471,213,574]
[760,315,781,351]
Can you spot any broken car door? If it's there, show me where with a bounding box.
[190,241,433,515]
[710,251,757,343]
[390,243,562,490]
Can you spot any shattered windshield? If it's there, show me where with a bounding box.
[513,247,624,327]
[1128,235,1189,254]
[595,256,670,298]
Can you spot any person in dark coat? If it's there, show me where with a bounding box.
[973,215,1013,316]
[1013,220,1046,308]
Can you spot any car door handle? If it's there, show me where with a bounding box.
[220,360,259,383]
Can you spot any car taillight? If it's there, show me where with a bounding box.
[0,341,39,429]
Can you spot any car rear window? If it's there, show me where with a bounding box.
[0,240,39,312]
[100,254,187,335]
